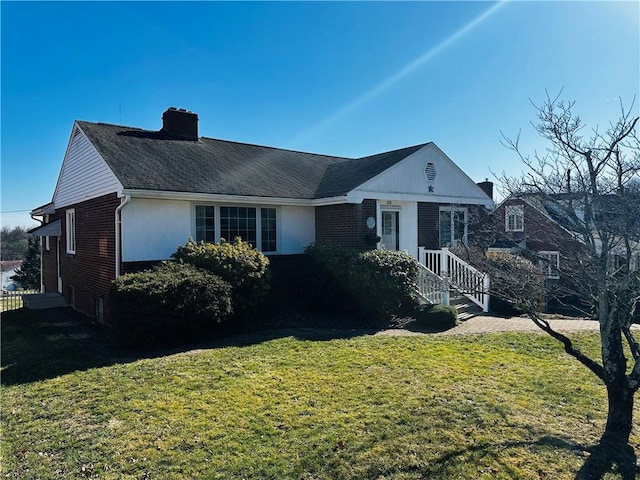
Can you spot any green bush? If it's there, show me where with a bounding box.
[350,249,420,319]
[484,251,544,315]
[414,304,459,329]
[110,262,233,349]
[172,237,270,320]
[304,243,420,321]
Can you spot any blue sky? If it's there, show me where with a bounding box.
[1,1,638,229]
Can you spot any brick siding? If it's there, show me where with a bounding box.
[42,193,120,323]
[315,199,377,250]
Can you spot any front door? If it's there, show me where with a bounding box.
[381,210,400,250]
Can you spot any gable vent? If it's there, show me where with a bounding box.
[424,162,437,181]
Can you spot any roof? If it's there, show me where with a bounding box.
[29,219,61,237]
[76,121,428,200]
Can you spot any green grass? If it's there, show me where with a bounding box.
[1,308,638,479]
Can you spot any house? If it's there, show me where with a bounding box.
[491,193,640,311]
[1,260,22,293]
[30,107,494,323]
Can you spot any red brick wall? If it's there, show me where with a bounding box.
[44,193,120,323]
[315,199,377,250]
[418,203,486,249]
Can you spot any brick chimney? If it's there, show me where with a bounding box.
[477,179,493,200]
[161,107,198,140]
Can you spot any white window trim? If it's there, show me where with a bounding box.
[438,206,468,247]
[192,204,279,254]
[505,205,524,232]
[538,250,560,279]
[65,209,76,254]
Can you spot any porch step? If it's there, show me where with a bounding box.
[450,293,482,322]
[23,293,68,310]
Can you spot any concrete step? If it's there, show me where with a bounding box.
[450,292,482,321]
[23,293,68,310]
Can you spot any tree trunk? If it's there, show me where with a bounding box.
[576,381,637,479]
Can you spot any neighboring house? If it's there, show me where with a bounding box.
[492,194,640,310]
[30,107,494,323]
[1,260,22,292]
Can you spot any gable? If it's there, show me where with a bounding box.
[53,124,123,208]
[349,144,493,206]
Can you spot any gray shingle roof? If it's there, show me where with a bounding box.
[77,121,427,200]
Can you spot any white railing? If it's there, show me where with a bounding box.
[415,262,450,306]
[419,247,490,312]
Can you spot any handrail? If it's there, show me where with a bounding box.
[419,247,490,312]
[415,263,450,306]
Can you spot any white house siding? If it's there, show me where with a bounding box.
[350,144,493,207]
[121,198,192,262]
[53,126,123,209]
[278,205,315,254]
[376,200,419,258]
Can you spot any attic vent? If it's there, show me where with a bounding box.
[424,162,437,182]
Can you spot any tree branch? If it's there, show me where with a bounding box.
[528,312,606,381]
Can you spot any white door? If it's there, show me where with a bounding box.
[381,210,399,250]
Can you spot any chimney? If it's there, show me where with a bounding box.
[477,179,493,200]
[161,107,199,140]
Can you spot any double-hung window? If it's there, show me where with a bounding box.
[65,209,76,254]
[195,205,277,253]
[505,205,524,232]
[538,251,560,279]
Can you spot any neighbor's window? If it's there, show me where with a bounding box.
[538,251,560,279]
[65,209,76,254]
[195,205,215,243]
[505,205,524,232]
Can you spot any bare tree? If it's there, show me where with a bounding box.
[499,92,640,479]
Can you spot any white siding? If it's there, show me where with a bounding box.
[121,198,192,261]
[121,199,315,261]
[279,205,315,254]
[351,144,493,207]
[53,126,122,209]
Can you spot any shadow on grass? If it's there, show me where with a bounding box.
[0,307,375,386]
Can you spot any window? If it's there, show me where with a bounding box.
[195,205,215,243]
[538,251,560,279]
[439,207,467,247]
[65,209,76,254]
[261,208,277,252]
[195,205,277,252]
[505,205,524,232]
[220,206,257,245]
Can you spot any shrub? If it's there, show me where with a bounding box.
[304,243,421,321]
[350,249,420,319]
[172,238,270,320]
[414,303,459,330]
[303,243,359,310]
[110,262,233,349]
[484,251,544,314]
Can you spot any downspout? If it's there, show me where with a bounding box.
[30,213,45,293]
[115,195,131,278]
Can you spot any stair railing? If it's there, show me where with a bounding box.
[415,262,450,306]
[419,247,490,312]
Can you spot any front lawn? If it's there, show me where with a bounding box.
[1,308,638,479]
